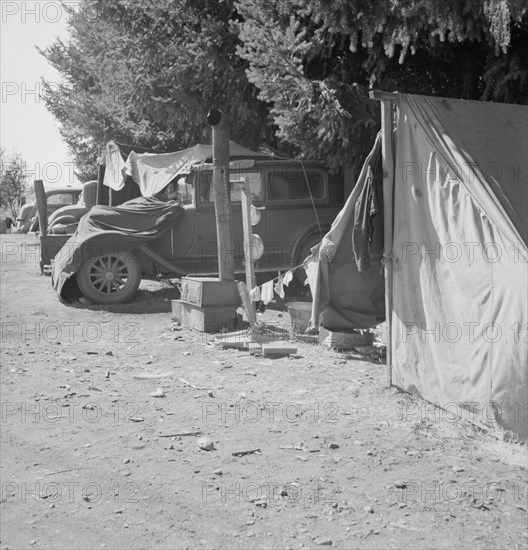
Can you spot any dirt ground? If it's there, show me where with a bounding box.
[1,233,527,550]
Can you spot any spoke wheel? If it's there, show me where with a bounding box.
[77,251,141,304]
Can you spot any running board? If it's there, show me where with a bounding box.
[138,245,187,275]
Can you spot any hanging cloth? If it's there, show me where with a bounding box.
[261,280,274,304]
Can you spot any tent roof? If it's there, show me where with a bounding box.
[400,93,528,243]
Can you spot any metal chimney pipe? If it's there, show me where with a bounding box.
[207,109,235,282]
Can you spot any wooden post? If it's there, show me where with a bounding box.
[96,163,108,206]
[369,90,397,386]
[240,179,256,319]
[33,179,48,236]
[207,109,235,282]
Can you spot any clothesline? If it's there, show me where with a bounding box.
[249,260,309,304]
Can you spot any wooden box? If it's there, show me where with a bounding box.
[172,300,238,333]
[180,277,241,308]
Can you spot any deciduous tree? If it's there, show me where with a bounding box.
[0,150,28,218]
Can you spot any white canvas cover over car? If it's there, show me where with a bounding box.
[121,141,268,197]
[311,93,528,438]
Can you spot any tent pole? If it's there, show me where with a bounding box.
[369,90,397,387]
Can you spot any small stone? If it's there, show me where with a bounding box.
[246,519,255,525]
[279,486,288,497]
[366,450,374,456]
[123,458,130,465]
[328,443,339,450]
[149,388,166,398]
[452,466,464,473]
[207,390,215,398]
[394,480,407,489]
[183,351,191,356]
[119,470,131,477]
[255,499,267,508]
[197,437,215,451]
[105,351,113,356]
[114,509,124,514]
[364,505,374,514]
[314,537,333,546]
[398,502,407,509]
[105,370,110,379]
[213,469,223,476]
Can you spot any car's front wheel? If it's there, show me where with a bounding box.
[77,251,141,304]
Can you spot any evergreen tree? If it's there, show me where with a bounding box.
[236,0,527,172]
[40,0,273,180]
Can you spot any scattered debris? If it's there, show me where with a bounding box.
[389,521,422,532]
[197,437,215,451]
[318,327,373,350]
[314,537,333,546]
[262,343,297,356]
[159,431,202,438]
[232,449,260,457]
[134,372,173,380]
[179,378,211,393]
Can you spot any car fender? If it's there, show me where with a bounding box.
[291,223,330,263]
[48,205,89,227]
[65,232,147,266]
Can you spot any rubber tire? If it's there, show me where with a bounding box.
[77,251,141,304]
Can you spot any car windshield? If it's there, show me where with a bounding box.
[198,170,263,203]
[47,193,76,206]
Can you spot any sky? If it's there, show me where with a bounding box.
[1,1,81,187]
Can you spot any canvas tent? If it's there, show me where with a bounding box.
[310,92,528,438]
[103,140,269,198]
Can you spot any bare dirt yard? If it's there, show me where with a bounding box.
[1,233,527,550]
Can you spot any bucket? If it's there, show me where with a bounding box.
[287,302,312,333]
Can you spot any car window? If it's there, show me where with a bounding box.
[176,177,195,205]
[267,165,325,201]
[199,171,262,203]
[47,193,76,206]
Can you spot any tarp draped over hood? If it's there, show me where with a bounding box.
[103,141,268,197]
[52,196,183,301]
